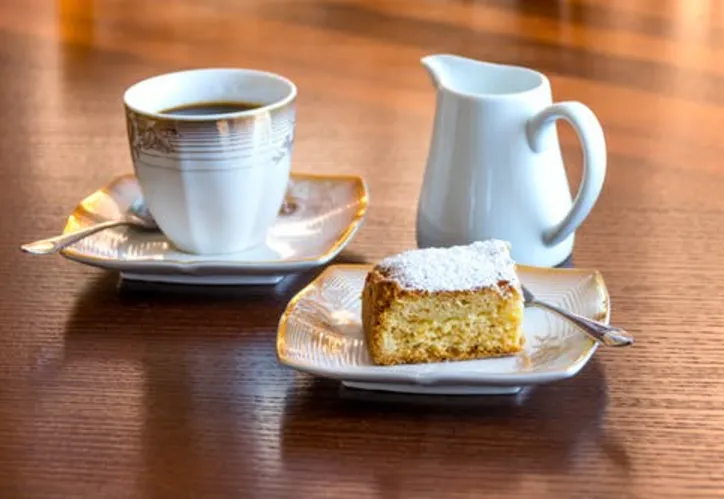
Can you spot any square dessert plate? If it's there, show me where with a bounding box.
[59,173,368,285]
[277,264,609,395]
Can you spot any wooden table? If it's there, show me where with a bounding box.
[1,0,722,497]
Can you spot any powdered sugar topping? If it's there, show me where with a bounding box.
[376,240,519,293]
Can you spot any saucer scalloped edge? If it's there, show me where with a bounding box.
[59,173,368,285]
[277,264,609,395]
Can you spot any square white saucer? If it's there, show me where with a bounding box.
[60,173,368,285]
[277,264,609,395]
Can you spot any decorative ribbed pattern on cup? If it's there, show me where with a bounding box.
[125,105,295,168]
[277,265,609,387]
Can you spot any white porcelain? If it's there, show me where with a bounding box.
[124,68,297,255]
[277,264,608,395]
[59,173,368,285]
[416,54,607,267]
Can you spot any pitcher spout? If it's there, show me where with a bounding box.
[421,54,546,97]
[421,54,467,90]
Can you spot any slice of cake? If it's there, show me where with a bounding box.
[361,240,524,366]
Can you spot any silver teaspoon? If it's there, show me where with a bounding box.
[521,285,634,347]
[20,199,158,255]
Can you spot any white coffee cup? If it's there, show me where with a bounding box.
[123,68,296,254]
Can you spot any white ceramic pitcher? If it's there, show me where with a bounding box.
[416,54,606,267]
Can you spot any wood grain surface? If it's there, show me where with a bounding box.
[0,0,722,497]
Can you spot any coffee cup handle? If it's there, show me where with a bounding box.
[526,101,606,246]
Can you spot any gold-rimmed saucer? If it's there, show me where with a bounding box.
[277,264,608,395]
[59,173,368,285]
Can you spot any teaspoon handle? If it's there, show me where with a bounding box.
[530,300,634,347]
[20,219,129,255]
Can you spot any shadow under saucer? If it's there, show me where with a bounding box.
[278,358,631,496]
[115,248,370,301]
[53,263,328,498]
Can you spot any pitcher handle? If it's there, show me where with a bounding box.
[526,101,606,246]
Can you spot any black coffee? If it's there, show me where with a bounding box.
[161,101,263,116]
